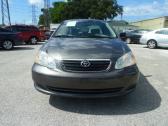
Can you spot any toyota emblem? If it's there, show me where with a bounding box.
[81,60,91,68]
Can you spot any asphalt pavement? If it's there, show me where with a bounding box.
[0,43,168,126]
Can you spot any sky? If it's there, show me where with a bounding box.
[116,0,168,22]
[1,0,168,25]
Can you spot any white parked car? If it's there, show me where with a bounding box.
[140,28,168,49]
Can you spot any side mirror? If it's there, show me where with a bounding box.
[119,32,126,41]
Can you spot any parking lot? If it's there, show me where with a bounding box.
[0,43,168,126]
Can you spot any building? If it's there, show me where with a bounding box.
[130,16,168,30]
[107,20,137,34]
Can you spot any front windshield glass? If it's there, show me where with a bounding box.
[53,20,117,38]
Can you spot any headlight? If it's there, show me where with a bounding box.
[115,52,136,69]
[35,50,61,70]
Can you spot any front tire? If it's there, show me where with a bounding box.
[147,40,157,49]
[2,40,14,50]
[29,37,38,45]
[126,38,131,44]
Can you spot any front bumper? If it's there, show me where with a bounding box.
[132,38,141,43]
[140,37,148,45]
[32,64,139,98]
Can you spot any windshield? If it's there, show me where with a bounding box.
[53,20,117,38]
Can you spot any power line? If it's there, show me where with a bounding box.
[1,0,11,26]
[32,5,37,25]
[43,0,51,28]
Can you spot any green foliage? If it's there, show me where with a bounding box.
[38,15,45,25]
[38,0,123,25]
[50,2,66,23]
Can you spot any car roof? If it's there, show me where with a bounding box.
[7,25,38,28]
[63,19,106,23]
[150,28,168,33]
[155,28,168,31]
[162,28,168,30]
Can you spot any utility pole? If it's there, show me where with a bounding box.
[121,13,123,21]
[32,5,37,25]
[43,0,50,29]
[1,0,11,26]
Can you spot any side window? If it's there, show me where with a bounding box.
[32,27,39,31]
[0,28,10,32]
[164,30,168,35]
[131,30,138,33]
[155,30,167,35]
[5,27,11,31]
[11,27,18,32]
[27,26,39,32]
[0,28,3,32]
[135,30,139,33]
[18,27,27,32]
[26,27,32,31]
[139,31,145,34]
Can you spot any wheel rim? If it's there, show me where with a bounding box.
[3,41,13,49]
[126,38,131,44]
[31,37,37,44]
[148,41,156,48]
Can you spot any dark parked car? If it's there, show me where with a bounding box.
[45,29,58,40]
[124,29,151,44]
[6,25,45,44]
[32,19,139,98]
[44,31,52,40]
[0,27,23,50]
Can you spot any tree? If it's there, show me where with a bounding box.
[64,0,123,19]
[38,0,123,25]
[38,15,45,25]
[50,2,66,23]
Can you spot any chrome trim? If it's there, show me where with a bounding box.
[61,59,111,61]
[61,59,112,73]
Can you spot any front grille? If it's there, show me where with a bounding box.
[61,59,111,72]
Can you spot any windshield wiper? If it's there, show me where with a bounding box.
[54,35,76,38]
[53,34,115,39]
[89,34,115,39]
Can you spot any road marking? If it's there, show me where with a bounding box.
[153,64,159,66]
[165,87,168,90]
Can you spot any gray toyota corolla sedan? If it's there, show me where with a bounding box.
[32,19,139,98]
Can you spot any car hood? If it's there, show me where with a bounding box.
[45,38,128,59]
[127,32,143,36]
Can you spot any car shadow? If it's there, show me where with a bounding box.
[49,73,161,115]
[156,47,168,50]
[143,46,168,50]
[25,42,45,46]
[36,42,46,45]
[0,46,34,51]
